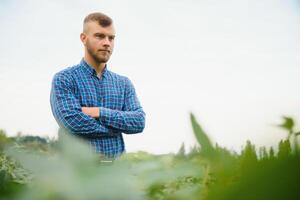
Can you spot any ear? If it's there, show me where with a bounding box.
[80,33,87,45]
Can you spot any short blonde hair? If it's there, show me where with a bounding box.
[83,12,113,28]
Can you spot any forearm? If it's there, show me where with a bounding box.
[53,105,113,135]
[99,107,145,134]
[80,76,146,134]
[81,106,145,133]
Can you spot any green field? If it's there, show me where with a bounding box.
[1,114,299,200]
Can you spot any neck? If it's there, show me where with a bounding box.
[84,53,106,77]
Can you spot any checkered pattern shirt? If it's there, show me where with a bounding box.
[50,59,145,158]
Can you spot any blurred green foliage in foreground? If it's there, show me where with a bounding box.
[0,114,300,200]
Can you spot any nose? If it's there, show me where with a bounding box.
[102,36,111,47]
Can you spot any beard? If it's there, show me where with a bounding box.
[86,41,111,64]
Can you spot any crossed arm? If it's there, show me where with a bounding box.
[50,73,145,136]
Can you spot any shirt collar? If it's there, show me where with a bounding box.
[80,58,108,78]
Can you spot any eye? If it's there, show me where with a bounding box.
[109,36,115,41]
[95,34,105,39]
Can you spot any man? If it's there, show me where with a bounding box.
[50,12,145,158]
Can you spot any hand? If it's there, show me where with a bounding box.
[81,107,100,118]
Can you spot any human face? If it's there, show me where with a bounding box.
[81,21,115,64]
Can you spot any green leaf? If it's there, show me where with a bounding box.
[278,116,294,132]
[190,113,215,158]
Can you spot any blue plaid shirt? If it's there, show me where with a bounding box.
[50,59,145,157]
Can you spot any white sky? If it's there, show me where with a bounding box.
[0,0,300,154]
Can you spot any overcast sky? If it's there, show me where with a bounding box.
[0,0,300,154]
